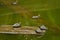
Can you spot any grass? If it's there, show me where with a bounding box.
[0,0,60,40]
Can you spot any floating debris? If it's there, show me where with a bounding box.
[32,15,40,19]
[12,23,21,28]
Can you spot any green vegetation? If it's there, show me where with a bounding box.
[0,0,60,40]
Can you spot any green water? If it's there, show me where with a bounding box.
[0,0,60,40]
